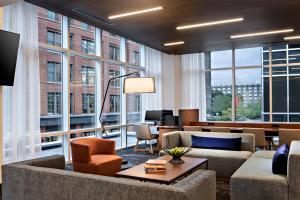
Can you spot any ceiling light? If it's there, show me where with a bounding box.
[176,18,244,30]
[108,6,163,19]
[231,29,294,39]
[164,41,185,46]
[284,35,300,40]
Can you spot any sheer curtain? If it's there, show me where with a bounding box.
[2,1,41,163]
[180,53,206,119]
[143,47,163,111]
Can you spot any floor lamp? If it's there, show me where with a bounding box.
[99,71,156,135]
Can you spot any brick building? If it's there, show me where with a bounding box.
[37,8,141,138]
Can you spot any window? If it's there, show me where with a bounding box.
[133,51,140,65]
[109,44,120,60]
[47,11,58,21]
[109,70,120,87]
[110,95,120,112]
[48,93,61,115]
[81,22,89,30]
[47,30,61,47]
[70,64,73,81]
[82,94,95,114]
[81,66,95,85]
[47,61,61,82]
[81,39,95,54]
[70,93,74,114]
[69,34,74,49]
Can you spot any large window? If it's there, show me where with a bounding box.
[82,94,95,114]
[47,30,61,47]
[109,44,120,61]
[110,95,120,112]
[81,66,95,85]
[48,92,61,115]
[81,39,95,54]
[47,61,61,82]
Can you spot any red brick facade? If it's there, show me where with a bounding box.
[38,8,141,133]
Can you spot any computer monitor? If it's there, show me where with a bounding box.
[145,110,161,122]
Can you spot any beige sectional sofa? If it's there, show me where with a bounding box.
[159,131,255,178]
[2,155,216,200]
[231,141,300,200]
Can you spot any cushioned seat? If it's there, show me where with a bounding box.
[231,157,288,200]
[71,138,122,176]
[251,150,275,159]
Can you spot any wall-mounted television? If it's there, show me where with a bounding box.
[0,29,20,86]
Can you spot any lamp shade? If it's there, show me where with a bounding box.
[123,77,156,94]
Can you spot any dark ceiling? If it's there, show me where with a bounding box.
[26,0,300,54]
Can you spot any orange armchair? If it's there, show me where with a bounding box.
[70,138,122,176]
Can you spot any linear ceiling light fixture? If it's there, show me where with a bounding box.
[176,17,244,30]
[108,6,163,19]
[284,35,300,40]
[164,41,185,46]
[231,29,294,39]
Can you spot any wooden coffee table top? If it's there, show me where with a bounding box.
[116,155,207,184]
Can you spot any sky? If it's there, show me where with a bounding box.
[210,47,262,86]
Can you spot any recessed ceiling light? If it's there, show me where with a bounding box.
[284,35,300,40]
[176,18,244,30]
[231,29,294,39]
[164,41,185,46]
[108,6,163,19]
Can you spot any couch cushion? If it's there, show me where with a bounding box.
[251,150,276,159]
[272,144,289,175]
[160,148,252,178]
[191,135,242,151]
[231,157,288,200]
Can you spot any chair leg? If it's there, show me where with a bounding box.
[134,140,139,152]
[149,141,153,154]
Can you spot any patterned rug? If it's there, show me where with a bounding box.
[117,147,230,200]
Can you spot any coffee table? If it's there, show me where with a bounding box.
[116,155,208,185]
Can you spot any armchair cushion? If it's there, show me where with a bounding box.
[272,144,289,175]
[191,135,242,151]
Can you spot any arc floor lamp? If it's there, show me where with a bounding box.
[99,72,156,135]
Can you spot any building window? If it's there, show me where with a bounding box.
[47,61,61,82]
[69,34,74,49]
[109,70,120,87]
[81,38,95,54]
[47,11,58,21]
[70,64,73,81]
[82,94,95,114]
[81,66,95,85]
[135,95,141,112]
[80,22,89,30]
[48,93,61,115]
[47,30,61,47]
[70,93,74,114]
[109,44,120,60]
[110,95,120,112]
[133,51,140,65]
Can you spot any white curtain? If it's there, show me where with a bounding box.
[2,1,41,163]
[143,47,163,111]
[180,53,206,119]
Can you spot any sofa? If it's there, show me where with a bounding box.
[2,155,216,200]
[231,140,300,200]
[159,131,255,178]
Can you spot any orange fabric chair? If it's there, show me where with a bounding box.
[71,138,122,176]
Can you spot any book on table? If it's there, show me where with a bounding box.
[144,159,167,173]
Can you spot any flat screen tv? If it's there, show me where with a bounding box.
[0,29,20,86]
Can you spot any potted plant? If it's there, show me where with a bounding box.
[163,147,192,164]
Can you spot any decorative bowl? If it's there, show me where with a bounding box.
[163,147,192,164]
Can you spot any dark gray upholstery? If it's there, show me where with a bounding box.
[2,155,216,200]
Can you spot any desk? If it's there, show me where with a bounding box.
[157,126,179,150]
